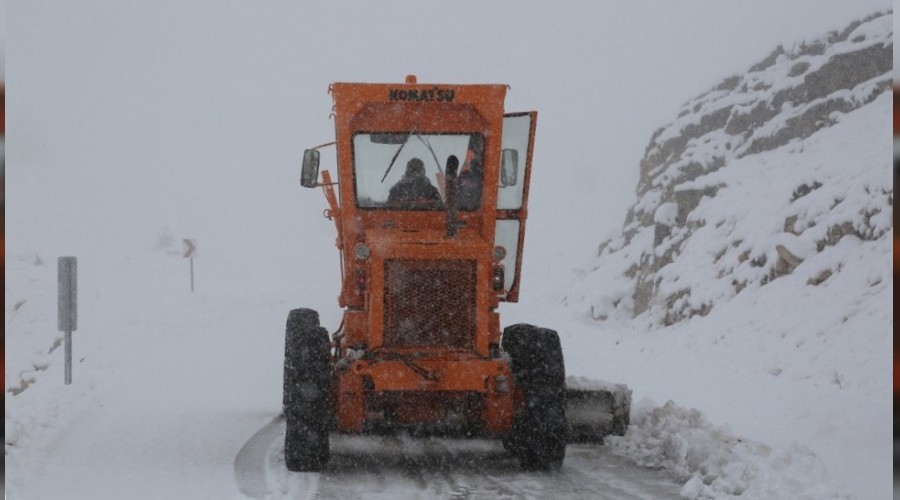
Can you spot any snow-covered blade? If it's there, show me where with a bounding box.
[565,377,632,442]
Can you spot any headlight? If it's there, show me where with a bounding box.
[492,246,507,262]
[492,265,505,291]
[354,243,371,260]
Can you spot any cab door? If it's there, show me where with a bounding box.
[495,111,536,302]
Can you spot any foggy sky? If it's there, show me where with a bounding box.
[5,1,892,293]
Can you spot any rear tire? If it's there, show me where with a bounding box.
[501,323,567,470]
[283,308,332,472]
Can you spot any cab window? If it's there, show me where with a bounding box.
[353,132,484,211]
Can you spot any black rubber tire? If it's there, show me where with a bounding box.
[501,323,567,470]
[283,308,332,472]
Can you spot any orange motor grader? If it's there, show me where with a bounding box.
[285,75,627,472]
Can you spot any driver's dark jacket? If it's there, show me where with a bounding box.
[388,174,441,205]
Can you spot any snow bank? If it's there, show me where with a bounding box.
[609,400,850,500]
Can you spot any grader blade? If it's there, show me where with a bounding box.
[565,380,632,443]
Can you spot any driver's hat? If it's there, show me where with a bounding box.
[406,158,425,176]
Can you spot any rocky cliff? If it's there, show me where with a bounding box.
[583,11,893,326]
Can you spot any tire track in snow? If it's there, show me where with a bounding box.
[236,418,683,499]
[234,414,320,500]
[234,415,283,498]
[564,445,683,499]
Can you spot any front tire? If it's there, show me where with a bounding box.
[283,308,332,472]
[501,323,567,470]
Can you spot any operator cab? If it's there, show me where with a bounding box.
[299,80,536,304]
[302,132,519,211]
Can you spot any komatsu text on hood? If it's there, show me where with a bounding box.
[389,87,455,103]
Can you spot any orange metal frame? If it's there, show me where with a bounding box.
[329,80,506,306]
[314,76,533,434]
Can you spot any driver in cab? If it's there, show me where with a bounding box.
[388,158,442,208]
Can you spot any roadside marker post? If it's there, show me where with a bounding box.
[183,239,197,292]
[58,257,77,385]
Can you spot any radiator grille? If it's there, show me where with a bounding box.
[383,259,476,348]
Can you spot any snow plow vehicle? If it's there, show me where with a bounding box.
[285,75,630,472]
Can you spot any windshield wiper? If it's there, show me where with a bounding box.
[380,125,417,183]
[415,134,443,175]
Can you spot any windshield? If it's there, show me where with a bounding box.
[353,132,484,211]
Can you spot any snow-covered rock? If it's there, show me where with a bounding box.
[584,11,893,327]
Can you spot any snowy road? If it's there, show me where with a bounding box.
[235,416,683,500]
[6,254,684,499]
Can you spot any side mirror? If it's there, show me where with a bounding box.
[500,149,518,187]
[300,149,320,188]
